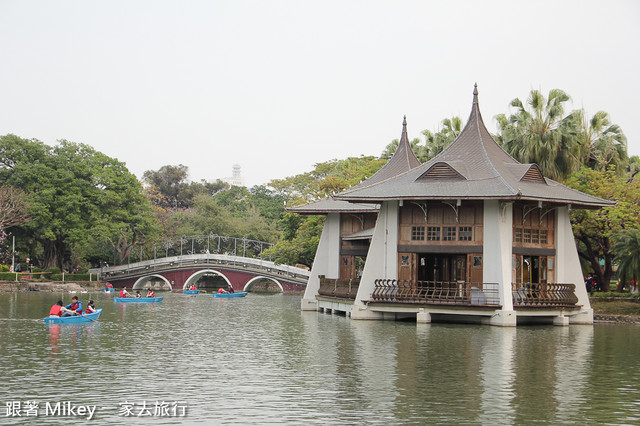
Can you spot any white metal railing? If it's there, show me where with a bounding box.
[89,253,310,283]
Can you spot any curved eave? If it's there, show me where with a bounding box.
[285,207,380,215]
[334,195,615,210]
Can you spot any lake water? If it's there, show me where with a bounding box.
[1,291,639,424]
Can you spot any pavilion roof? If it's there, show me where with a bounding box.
[335,85,614,209]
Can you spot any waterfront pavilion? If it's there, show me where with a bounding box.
[294,85,613,326]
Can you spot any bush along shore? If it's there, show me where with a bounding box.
[0,281,104,293]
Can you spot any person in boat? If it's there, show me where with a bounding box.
[119,286,129,298]
[106,283,113,289]
[217,287,227,294]
[135,290,142,298]
[190,285,197,291]
[227,286,234,294]
[61,296,82,316]
[49,300,64,317]
[147,288,155,297]
[85,300,97,314]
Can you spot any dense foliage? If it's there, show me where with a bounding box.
[565,168,640,291]
[0,135,159,270]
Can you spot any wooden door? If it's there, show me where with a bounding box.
[398,253,417,281]
[467,254,483,284]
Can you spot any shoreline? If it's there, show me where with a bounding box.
[0,281,104,293]
[2,281,638,324]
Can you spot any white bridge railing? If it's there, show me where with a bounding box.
[89,253,310,284]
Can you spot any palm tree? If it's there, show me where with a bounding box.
[496,89,582,182]
[422,116,463,161]
[612,229,640,292]
[572,109,628,173]
[380,138,425,162]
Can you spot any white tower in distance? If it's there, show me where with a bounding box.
[224,164,246,187]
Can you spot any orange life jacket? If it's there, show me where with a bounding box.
[49,305,62,316]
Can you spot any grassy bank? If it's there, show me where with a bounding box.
[591,299,640,317]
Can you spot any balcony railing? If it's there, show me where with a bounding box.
[371,280,501,306]
[318,276,359,300]
[512,283,578,307]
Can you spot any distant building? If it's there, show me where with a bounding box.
[224,164,245,187]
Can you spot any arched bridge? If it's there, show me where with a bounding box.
[91,253,310,292]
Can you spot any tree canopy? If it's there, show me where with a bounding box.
[565,167,640,291]
[0,134,159,270]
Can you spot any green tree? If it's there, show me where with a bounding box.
[142,164,190,208]
[143,164,229,209]
[266,156,385,266]
[566,167,640,291]
[612,229,640,292]
[270,156,385,203]
[171,193,280,247]
[496,89,581,182]
[0,135,159,269]
[262,214,324,267]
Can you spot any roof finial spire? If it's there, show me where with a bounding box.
[473,83,478,104]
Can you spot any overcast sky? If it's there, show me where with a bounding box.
[1,0,639,187]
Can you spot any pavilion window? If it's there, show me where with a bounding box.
[411,226,425,241]
[459,226,472,241]
[531,229,539,244]
[515,228,522,243]
[540,230,548,244]
[427,226,441,241]
[443,227,456,241]
[523,229,531,243]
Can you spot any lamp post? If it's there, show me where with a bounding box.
[11,235,15,273]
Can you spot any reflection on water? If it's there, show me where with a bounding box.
[1,292,639,424]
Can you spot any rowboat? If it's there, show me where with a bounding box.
[114,297,163,303]
[44,309,102,324]
[183,289,199,295]
[212,292,247,298]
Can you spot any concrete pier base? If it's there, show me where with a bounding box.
[416,309,431,324]
[489,310,517,327]
[553,315,570,326]
[569,308,594,325]
[300,298,318,311]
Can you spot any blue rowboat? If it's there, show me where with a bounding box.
[183,290,199,295]
[104,287,115,293]
[114,297,163,303]
[44,309,102,324]
[212,292,247,298]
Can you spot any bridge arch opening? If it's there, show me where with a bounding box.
[133,275,172,291]
[184,270,232,291]
[243,276,284,293]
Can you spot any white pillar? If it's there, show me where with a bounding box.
[483,200,516,326]
[301,213,341,311]
[352,201,399,320]
[556,207,593,324]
